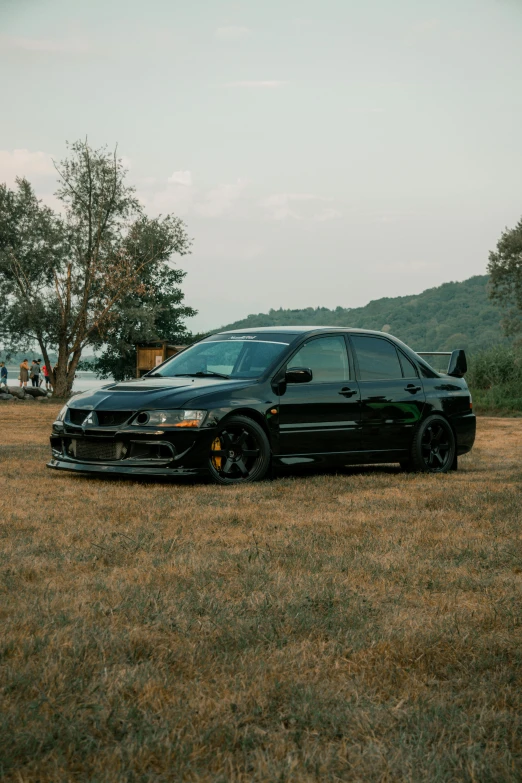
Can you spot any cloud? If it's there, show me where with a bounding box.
[140,174,248,219]
[214,26,251,40]
[313,208,341,223]
[1,35,90,54]
[0,149,55,187]
[195,179,248,218]
[261,193,326,221]
[223,80,288,88]
[168,170,192,186]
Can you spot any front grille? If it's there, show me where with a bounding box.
[96,411,133,427]
[68,410,134,427]
[74,440,125,461]
[69,409,89,425]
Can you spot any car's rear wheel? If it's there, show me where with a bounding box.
[208,415,271,485]
[407,414,456,473]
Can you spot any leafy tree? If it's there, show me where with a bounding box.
[90,264,196,381]
[488,217,522,339]
[0,140,193,396]
[0,179,65,365]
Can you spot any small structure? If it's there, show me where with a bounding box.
[136,341,186,377]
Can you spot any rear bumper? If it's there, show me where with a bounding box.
[451,411,476,454]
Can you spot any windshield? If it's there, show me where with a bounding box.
[150,334,295,379]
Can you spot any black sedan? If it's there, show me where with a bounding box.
[48,327,476,484]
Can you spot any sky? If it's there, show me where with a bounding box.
[1,0,521,332]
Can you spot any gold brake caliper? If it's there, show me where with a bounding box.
[211,437,222,470]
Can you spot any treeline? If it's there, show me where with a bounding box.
[218,275,506,354]
[0,350,57,365]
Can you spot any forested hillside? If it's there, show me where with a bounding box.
[219,275,507,353]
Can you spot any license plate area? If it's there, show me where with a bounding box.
[73,439,124,461]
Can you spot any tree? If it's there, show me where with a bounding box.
[488,217,522,339]
[0,140,193,396]
[0,179,65,365]
[89,264,196,381]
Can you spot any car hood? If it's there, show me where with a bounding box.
[68,376,253,411]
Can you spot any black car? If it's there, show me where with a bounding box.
[48,327,476,484]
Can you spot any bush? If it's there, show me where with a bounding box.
[467,346,522,389]
[467,346,522,414]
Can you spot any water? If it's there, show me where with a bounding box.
[5,366,114,393]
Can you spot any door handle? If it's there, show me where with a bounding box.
[405,384,421,393]
[339,387,357,398]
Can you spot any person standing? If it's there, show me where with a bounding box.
[19,359,29,388]
[42,361,51,391]
[30,360,40,387]
[0,362,7,388]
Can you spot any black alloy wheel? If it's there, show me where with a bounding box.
[407,414,456,473]
[208,415,271,484]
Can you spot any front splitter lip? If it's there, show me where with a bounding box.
[46,457,208,478]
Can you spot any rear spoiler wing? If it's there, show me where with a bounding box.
[415,349,467,378]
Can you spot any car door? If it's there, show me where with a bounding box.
[349,335,425,455]
[278,334,361,455]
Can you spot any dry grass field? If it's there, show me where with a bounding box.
[1,403,521,782]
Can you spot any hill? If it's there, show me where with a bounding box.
[217,275,507,353]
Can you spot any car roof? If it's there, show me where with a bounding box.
[219,326,390,337]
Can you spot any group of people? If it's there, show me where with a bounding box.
[0,359,53,390]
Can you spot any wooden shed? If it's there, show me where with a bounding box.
[136,341,186,377]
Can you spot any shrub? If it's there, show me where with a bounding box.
[467,346,522,389]
[467,345,522,414]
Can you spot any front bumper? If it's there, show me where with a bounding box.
[47,420,215,478]
[47,457,207,478]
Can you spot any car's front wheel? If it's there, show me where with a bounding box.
[208,415,271,485]
[406,414,456,473]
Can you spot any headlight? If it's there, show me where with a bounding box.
[56,404,68,422]
[132,409,206,428]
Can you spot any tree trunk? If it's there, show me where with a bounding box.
[52,363,70,398]
[52,345,83,398]
[52,338,72,397]
[66,348,82,396]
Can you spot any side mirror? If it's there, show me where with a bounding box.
[447,349,467,377]
[285,367,313,384]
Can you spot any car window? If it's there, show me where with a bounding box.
[289,336,350,382]
[351,335,402,380]
[234,342,288,378]
[157,339,289,378]
[398,351,419,379]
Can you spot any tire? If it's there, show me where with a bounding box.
[208,415,271,485]
[409,414,456,473]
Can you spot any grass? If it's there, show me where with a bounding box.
[1,403,521,782]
